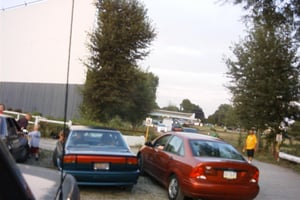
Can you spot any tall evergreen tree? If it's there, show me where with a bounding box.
[81,0,156,124]
[225,1,299,132]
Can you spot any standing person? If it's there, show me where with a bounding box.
[18,113,32,131]
[28,124,41,161]
[52,130,65,167]
[0,103,5,114]
[56,130,65,151]
[243,127,258,163]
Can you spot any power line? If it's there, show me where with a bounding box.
[1,0,46,11]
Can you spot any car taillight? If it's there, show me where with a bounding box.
[250,169,259,183]
[126,157,138,165]
[190,166,206,180]
[64,155,76,163]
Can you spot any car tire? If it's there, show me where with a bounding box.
[18,145,30,162]
[168,175,184,200]
[137,153,145,175]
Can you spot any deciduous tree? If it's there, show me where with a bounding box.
[81,0,157,125]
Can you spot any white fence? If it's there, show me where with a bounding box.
[3,110,72,127]
[279,152,300,164]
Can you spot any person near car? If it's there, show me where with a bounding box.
[28,124,41,161]
[52,130,66,167]
[0,103,5,114]
[18,113,32,132]
[243,127,258,163]
[56,130,65,151]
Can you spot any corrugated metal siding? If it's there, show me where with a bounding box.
[0,82,83,120]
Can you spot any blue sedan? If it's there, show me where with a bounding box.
[53,126,140,189]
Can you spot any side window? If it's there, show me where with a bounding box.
[6,119,17,136]
[153,135,171,149]
[190,140,221,157]
[165,136,184,156]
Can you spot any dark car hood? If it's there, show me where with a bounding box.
[18,164,79,200]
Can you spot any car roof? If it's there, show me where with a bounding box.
[70,125,118,132]
[182,127,198,132]
[182,127,197,130]
[168,131,223,142]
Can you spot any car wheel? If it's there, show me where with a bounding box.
[137,153,145,175]
[168,175,184,200]
[18,145,29,162]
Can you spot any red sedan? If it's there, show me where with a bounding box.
[137,132,259,200]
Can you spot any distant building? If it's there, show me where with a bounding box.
[149,109,195,120]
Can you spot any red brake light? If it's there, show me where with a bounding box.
[63,155,76,163]
[126,157,138,165]
[250,169,259,183]
[190,166,205,179]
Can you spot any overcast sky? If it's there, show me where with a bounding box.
[141,0,246,116]
[0,0,246,117]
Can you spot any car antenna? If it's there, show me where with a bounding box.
[59,0,75,199]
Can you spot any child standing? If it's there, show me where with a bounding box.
[28,124,41,161]
[243,127,258,164]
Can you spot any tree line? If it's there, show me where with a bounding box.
[81,0,300,141]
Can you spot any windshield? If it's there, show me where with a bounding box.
[189,140,244,161]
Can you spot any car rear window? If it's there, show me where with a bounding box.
[67,130,127,148]
[189,140,244,161]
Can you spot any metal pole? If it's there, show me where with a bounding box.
[60,0,75,199]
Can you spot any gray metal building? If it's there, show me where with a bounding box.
[0,82,83,120]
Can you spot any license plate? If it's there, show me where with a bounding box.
[94,163,109,170]
[223,171,237,179]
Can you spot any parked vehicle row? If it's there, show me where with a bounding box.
[0,113,260,200]
[51,125,260,200]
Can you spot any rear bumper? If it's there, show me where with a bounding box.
[181,178,259,200]
[65,169,140,186]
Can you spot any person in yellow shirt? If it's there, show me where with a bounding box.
[243,128,258,163]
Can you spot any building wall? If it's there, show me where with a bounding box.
[0,0,96,84]
[0,1,95,119]
[0,82,83,119]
